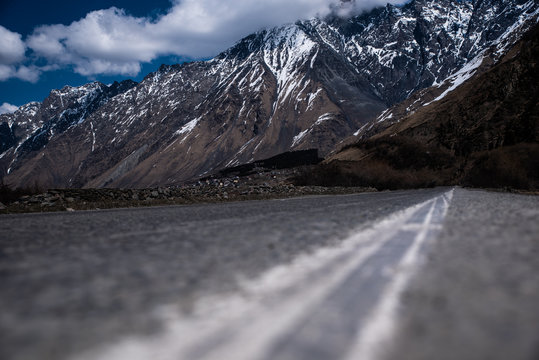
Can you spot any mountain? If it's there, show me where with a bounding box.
[1,0,537,189]
[315,21,539,190]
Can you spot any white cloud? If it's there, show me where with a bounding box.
[0,64,41,83]
[0,102,19,115]
[19,0,405,79]
[0,25,26,65]
[0,25,45,82]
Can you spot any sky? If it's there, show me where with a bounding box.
[0,0,405,113]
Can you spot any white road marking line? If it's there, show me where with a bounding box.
[345,199,442,359]
[71,190,454,360]
[400,223,443,231]
[262,191,453,360]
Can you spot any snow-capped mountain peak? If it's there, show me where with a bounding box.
[1,0,537,188]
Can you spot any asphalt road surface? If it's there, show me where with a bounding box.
[1,187,538,360]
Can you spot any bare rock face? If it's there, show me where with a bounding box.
[323,21,539,190]
[372,22,539,156]
[1,0,537,188]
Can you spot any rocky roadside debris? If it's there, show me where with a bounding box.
[0,170,375,214]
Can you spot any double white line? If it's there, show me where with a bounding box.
[74,189,455,360]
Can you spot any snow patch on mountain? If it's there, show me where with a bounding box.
[176,117,200,138]
[425,54,484,106]
[292,129,310,147]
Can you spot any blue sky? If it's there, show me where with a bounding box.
[0,0,404,113]
[0,0,180,110]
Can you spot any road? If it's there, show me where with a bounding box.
[1,187,538,360]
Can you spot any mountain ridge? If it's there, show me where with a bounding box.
[1,0,537,188]
[315,20,539,190]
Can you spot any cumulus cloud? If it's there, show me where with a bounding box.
[16,0,405,79]
[0,25,51,82]
[334,0,406,16]
[0,102,19,115]
[0,64,42,83]
[0,25,26,65]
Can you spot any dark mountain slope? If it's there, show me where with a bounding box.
[316,23,539,190]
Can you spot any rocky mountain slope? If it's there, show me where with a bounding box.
[318,21,539,190]
[1,0,537,188]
